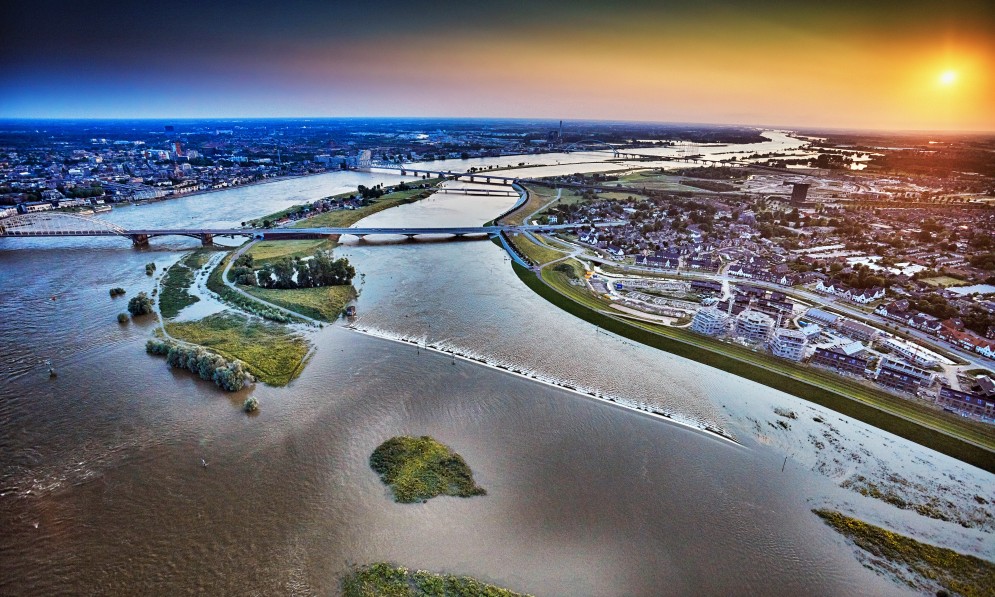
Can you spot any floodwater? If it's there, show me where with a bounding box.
[2,135,992,596]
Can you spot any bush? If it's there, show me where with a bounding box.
[145,262,156,276]
[116,313,129,323]
[127,292,154,316]
[109,287,126,297]
[145,339,253,391]
[243,396,259,413]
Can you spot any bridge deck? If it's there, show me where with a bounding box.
[1,222,622,239]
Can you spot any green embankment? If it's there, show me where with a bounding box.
[511,261,995,473]
[815,509,995,597]
[500,185,558,226]
[242,285,355,322]
[508,233,568,266]
[342,563,532,597]
[292,187,435,229]
[164,312,309,386]
[370,436,486,504]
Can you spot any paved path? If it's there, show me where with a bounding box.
[220,240,323,326]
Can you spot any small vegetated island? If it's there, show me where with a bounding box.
[370,436,486,504]
[342,562,532,597]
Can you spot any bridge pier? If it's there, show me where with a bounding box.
[130,234,149,247]
[200,233,214,246]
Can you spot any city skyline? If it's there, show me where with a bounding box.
[2,0,993,132]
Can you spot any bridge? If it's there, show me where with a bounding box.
[369,164,523,185]
[433,187,518,197]
[0,211,621,246]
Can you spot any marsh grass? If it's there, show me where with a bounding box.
[370,436,485,504]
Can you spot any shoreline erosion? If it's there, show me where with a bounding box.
[346,324,743,447]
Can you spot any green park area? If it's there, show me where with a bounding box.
[507,232,568,266]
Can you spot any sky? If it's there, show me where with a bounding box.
[1,0,993,131]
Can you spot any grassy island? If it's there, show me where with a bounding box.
[370,436,486,503]
[164,312,309,386]
[814,509,995,597]
[342,563,531,597]
[158,249,222,318]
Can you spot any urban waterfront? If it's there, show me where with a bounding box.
[2,155,992,595]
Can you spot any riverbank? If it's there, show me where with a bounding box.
[814,509,995,597]
[347,324,742,447]
[247,179,442,229]
[510,261,995,473]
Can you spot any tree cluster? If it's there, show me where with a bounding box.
[252,253,356,290]
[146,339,251,392]
[127,292,154,316]
[357,184,384,200]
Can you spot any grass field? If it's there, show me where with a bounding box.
[921,276,967,288]
[165,312,309,386]
[245,239,333,264]
[499,185,558,225]
[241,284,354,322]
[515,262,995,472]
[815,509,995,597]
[616,170,720,193]
[508,233,568,266]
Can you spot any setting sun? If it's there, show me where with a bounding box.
[939,70,958,86]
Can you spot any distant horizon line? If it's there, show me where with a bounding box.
[0,115,992,136]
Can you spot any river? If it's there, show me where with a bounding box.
[1,133,992,596]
